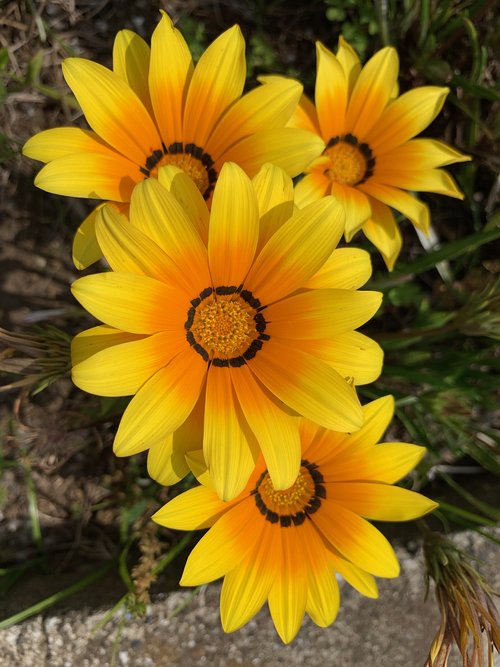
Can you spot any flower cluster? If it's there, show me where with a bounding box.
[23,12,460,643]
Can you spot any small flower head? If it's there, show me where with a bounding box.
[70,162,383,500]
[154,395,438,643]
[281,36,470,270]
[22,12,323,269]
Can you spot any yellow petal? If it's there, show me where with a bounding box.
[362,199,402,271]
[304,331,383,386]
[153,485,228,530]
[71,272,185,333]
[72,330,182,397]
[304,247,372,290]
[359,181,430,233]
[374,167,465,199]
[147,434,190,487]
[303,522,340,628]
[221,521,279,632]
[207,79,303,159]
[62,58,160,164]
[149,12,193,147]
[23,127,110,162]
[245,196,345,304]
[72,204,104,270]
[208,163,259,286]
[288,90,321,135]
[249,339,363,432]
[231,365,301,491]
[315,41,348,140]
[331,182,371,240]
[34,152,141,202]
[252,163,295,251]
[336,36,361,94]
[266,289,382,339]
[114,347,206,456]
[328,552,378,598]
[183,25,245,149]
[365,86,449,153]
[346,47,399,137]
[376,138,470,168]
[203,367,259,501]
[71,325,146,366]
[112,29,153,116]
[314,501,400,577]
[217,127,325,179]
[180,498,258,585]
[293,171,331,209]
[157,166,209,243]
[327,482,438,521]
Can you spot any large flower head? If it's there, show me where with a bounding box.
[280,37,469,269]
[22,12,323,269]
[153,395,438,643]
[71,162,383,500]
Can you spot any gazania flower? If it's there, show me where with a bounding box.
[22,12,323,269]
[278,37,469,269]
[153,395,438,643]
[71,162,383,500]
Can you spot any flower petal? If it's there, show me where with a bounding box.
[315,41,348,141]
[149,12,193,147]
[359,181,430,233]
[313,501,400,577]
[303,523,340,628]
[71,272,186,333]
[153,485,229,530]
[365,87,449,153]
[62,58,160,164]
[34,153,141,202]
[203,366,259,501]
[112,29,153,116]
[113,347,206,456]
[331,182,371,241]
[293,171,331,209]
[72,204,104,270]
[180,497,258,585]
[183,25,245,149]
[231,365,301,491]
[147,434,189,487]
[208,163,259,286]
[376,138,470,169]
[207,79,303,159]
[346,47,399,137]
[303,248,372,290]
[327,482,438,521]
[245,197,345,304]
[303,331,383,386]
[252,163,294,218]
[249,339,363,432]
[362,199,402,271]
[374,167,464,199]
[336,36,361,94]
[217,128,325,179]
[157,166,209,243]
[71,325,146,366]
[72,330,182,397]
[328,552,378,598]
[221,520,279,632]
[23,127,111,162]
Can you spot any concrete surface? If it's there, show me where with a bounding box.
[1,531,498,667]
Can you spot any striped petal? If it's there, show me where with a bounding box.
[183,26,245,149]
[203,366,259,501]
[362,199,402,271]
[376,138,470,169]
[294,171,331,208]
[249,339,363,432]
[315,41,348,141]
[231,364,301,491]
[266,289,382,339]
[113,347,206,456]
[303,248,372,290]
[336,36,361,94]
[208,163,259,286]
[72,330,182,397]
[62,58,160,164]
[359,181,430,233]
[34,152,141,202]
[112,29,153,116]
[245,197,345,304]
[252,163,294,218]
[374,167,464,199]
[149,12,193,147]
[207,79,303,159]
[157,166,209,243]
[331,182,371,240]
[23,127,111,162]
[71,272,185,333]
[72,204,104,270]
[153,485,228,530]
[346,47,399,137]
[71,325,146,366]
[328,552,378,598]
[326,483,438,521]
[303,522,340,628]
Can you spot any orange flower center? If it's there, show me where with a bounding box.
[324,133,375,186]
[185,286,270,365]
[140,142,217,199]
[252,460,326,527]
[192,300,252,357]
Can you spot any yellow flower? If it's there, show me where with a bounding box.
[23,12,323,269]
[153,395,438,643]
[277,37,470,270]
[71,162,383,500]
